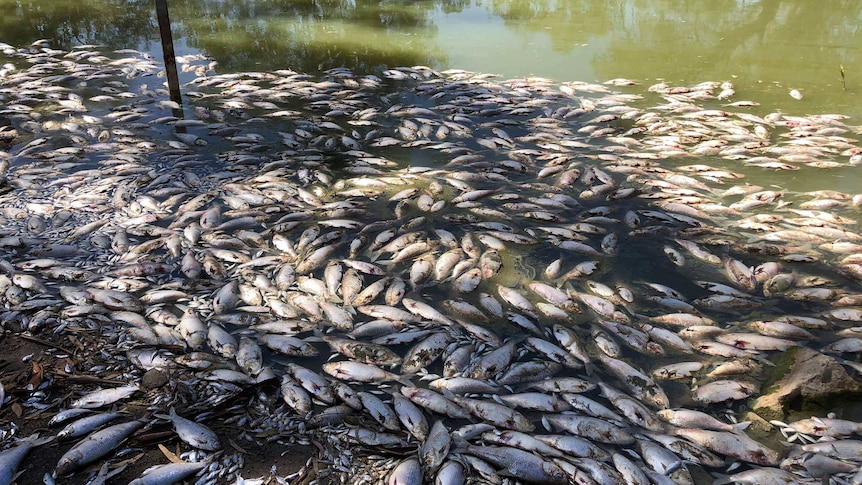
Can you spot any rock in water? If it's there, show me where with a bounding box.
[753,348,862,421]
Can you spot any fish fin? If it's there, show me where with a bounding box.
[450,434,469,452]
[254,367,277,383]
[665,460,684,475]
[24,433,54,447]
[102,462,128,480]
[304,334,324,343]
[711,473,733,485]
[583,362,598,376]
[396,374,416,387]
[494,467,511,477]
[154,408,174,421]
[541,415,552,432]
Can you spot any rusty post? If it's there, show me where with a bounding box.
[155,0,182,106]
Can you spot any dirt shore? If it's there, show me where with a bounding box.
[0,332,317,484]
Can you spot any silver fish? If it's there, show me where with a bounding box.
[128,462,206,485]
[55,420,143,475]
[0,434,54,485]
[156,407,220,451]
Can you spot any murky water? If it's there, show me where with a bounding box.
[2,0,861,190]
[2,6,862,480]
[1,2,859,99]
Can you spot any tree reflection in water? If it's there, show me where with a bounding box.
[0,0,859,81]
[0,0,464,74]
[480,0,861,84]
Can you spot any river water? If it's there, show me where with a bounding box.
[2,2,862,482]
[0,1,858,103]
[2,0,861,190]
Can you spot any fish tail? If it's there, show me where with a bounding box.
[307,328,326,342]
[711,474,733,485]
[753,354,776,367]
[24,433,55,447]
[731,421,751,432]
[450,434,469,452]
[396,374,416,387]
[154,407,174,421]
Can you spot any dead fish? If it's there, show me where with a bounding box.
[128,462,207,485]
[155,407,220,451]
[323,361,412,385]
[388,456,422,485]
[0,434,54,485]
[672,428,779,466]
[55,420,144,475]
[70,385,139,409]
[458,441,568,485]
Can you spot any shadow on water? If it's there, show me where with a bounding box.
[170,0,462,74]
[3,35,862,481]
[0,0,459,75]
[2,0,861,110]
[0,0,158,49]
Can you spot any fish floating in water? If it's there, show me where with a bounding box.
[0,40,861,484]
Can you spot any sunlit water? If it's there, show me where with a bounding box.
[2,4,862,480]
[2,0,861,191]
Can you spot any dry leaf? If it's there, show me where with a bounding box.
[228,437,249,455]
[114,452,146,467]
[28,361,43,390]
[68,334,85,352]
[158,443,183,464]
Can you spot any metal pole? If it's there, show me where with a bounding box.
[155,0,182,106]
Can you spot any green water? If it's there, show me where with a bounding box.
[1,0,861,190]
[2,3,862,473]
[2,1,859,102]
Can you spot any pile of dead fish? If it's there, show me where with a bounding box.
[1,39,862,484]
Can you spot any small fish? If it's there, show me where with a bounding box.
[70,385,139,409]
[128,462,207,485]
[0,434,54,485]
[388,456,422,485]
[57,412,125,439]
[55,421,143,475]
[155,407,220,451]
[323,361,411,386]
[420,421,451,472]
[458,441,568,485]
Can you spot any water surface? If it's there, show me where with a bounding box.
[2,1,859,101]
[1,1,860,189]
